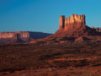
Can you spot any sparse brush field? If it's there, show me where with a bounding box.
[0,42,101,76]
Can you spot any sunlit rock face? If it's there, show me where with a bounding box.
[0,32,30,44]
[65,14,85,26]
[0,32,29,39]
[59,14,86,30]
[0,32,17,39]
[45,14,101,43]
[56,14,90,37]
[0,31,51,44]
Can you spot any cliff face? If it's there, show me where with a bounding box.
[59,14,86,31]
[45,14,101,43]
[0,32,29,39]
[0,32,17,39]
[0,32,30,44]
[64,14,86,32]
[55,14,94,37]
[0,32,51,44]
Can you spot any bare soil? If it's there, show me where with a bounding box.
[0,41,101,76]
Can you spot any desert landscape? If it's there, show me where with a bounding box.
[0,14,101,76]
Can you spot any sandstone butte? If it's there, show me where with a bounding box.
[47,14,101,38]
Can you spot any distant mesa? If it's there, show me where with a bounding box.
[0,32,29,44]
[0,32,51,44]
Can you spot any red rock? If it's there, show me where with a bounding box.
[45,14,101,43]
[0,32,30,44]
[56,14,89,37]
[75,36,90,43]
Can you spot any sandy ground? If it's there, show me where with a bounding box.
[0,66,101,76]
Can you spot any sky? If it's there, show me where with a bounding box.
[0,0,101,33]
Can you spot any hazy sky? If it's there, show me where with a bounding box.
[0,0,101,33]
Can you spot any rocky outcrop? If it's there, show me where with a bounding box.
[56,14,90,37]
[53,14,101,37]
[0,32,51,44]
[59,14,86,30]
[0,32,30,44]
[44,14,101,44]
[0,32,29,39]
[75,36,90,43]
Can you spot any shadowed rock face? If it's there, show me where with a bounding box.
[94,28,101,32]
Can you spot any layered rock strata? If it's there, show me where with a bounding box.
[56,14,95,37]
[0,32,30,44]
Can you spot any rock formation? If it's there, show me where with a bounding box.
[0,14,101,44]
[0,32,29,39]
[44,14,101,44]
[0,32,30,44]
[0,31,51,44]
[56,14,91,37]
[52,14,101,37]
[59,14,86,30]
